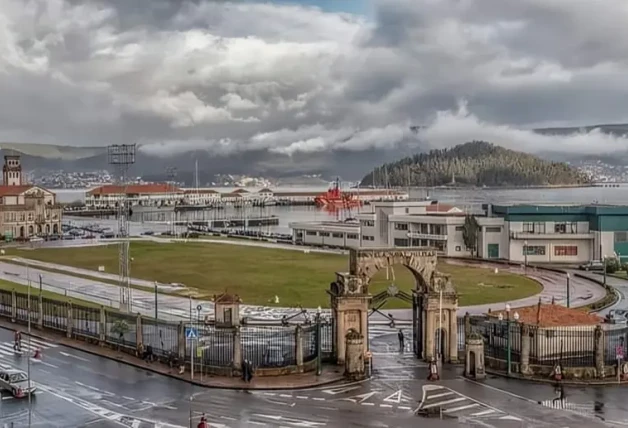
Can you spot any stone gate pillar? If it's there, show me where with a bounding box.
[329,273,371,365]
[465,333,485,379]
[423,272,459,363]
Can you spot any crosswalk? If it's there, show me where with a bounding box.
[0,336,58,357]
[539,399,597,416]
[417,385,522,422]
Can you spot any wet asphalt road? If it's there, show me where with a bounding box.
[0,325,624,427]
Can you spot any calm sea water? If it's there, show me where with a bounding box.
[54,185,628,235]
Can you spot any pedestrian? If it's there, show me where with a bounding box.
[398,330,405,353]
[13,330,21,353]
[552,383,565,408]
[247,360,254,383]
[242,359,249,382]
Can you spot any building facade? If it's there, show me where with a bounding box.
[0,155,62,240]
[290,201,628,264]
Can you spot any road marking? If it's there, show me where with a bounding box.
[262,392,276,396]
[421,397,467,409]
[379,404,392,408]
[361,402,375,406]
[443,403,480,413]
[122,396,134,401]
[279,394,291,398]
[322,386,360,395]
[30,359,58,369]
[60,351,90,362]
[74,381,115,396]
[296,396,308,399]
[341,391,378,404]
[427,391,454,400]
[471,409,497,416]
[27,337,58,348]
[398,406,412,410]
[248,422,266,426]
[312,397,325,401]
[460,377,537,404]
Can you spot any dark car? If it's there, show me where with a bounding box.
[578,261,605,271]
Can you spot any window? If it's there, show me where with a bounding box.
[394,223,408,231]
[522,222,545,234]
[615,232,628,243]
[394,238,409,247]
[347,234,358,240]
[361,235,374,241]
[523,245,546,256]
[455,226,464,232]
[360,220,375,227]
[306,231,317,236]
[486,226,502,233]
[319,232,330,237]
[554,246,578,256]
[455,246,462,251]
[332,233,343,239]
[554,222,577,234]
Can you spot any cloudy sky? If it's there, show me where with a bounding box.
[2,0,628,158]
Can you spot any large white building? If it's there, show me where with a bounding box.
[290,201,628,264]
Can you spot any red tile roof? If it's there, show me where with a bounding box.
[183,189,218,194]
[489,303,602,327]
[0,185,34,196]
[87,184,182,196]
[426,203,457,213]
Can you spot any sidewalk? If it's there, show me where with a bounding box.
[0,318,347,391]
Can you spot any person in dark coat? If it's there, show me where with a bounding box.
[398,330,405,353]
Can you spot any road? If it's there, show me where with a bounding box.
[0,325,623,427]
[570,270,628,317]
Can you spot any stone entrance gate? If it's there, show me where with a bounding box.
[329,248,459,364]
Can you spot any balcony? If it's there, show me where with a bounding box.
[510,231,595,240]
[406,232,448,241]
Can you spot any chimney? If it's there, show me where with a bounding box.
[536,297,542,325]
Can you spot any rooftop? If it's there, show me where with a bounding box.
[0,185,34,196]
[88,184,183,195]
[489,301,602,327]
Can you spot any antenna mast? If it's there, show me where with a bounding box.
[108,144,136,313]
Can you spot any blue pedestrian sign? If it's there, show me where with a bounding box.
[185,327,198,340]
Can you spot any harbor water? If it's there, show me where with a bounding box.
[55,185,628,235]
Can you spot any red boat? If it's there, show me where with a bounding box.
[315,178,363,210]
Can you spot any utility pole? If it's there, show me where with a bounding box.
[108,144,136,313]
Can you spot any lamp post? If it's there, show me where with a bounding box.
[566,273,570,308]
[316,306,322,376]
[603,255,608,287]
[524,240,528,272]
[505,303,512,375]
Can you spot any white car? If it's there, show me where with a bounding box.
[0,369,36,397]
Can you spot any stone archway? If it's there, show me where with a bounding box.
[329,248,459,365]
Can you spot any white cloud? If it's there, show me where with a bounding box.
[2,0,628,164]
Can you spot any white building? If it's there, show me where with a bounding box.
[290,201,628,264]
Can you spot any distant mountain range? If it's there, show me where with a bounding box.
[2,122,628,184]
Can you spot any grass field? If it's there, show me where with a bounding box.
[10,242,541,308]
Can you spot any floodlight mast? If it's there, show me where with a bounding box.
[107,144,136,313]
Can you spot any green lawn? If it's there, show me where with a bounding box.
[8,242,541,308]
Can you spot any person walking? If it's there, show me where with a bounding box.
[552,383,565,408]
[398,330,405,353]
[13,330,21,353]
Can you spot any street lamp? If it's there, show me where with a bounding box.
[566,273,570,308]
[316,306,322,376]
[524,240,528,272]
[505,303,512,376]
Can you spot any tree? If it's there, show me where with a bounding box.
[462,214,480,257]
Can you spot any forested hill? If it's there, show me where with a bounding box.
[360,141,591,187]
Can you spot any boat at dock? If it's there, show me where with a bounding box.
[314,178,363,210]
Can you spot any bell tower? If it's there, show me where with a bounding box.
[3,155,22,186]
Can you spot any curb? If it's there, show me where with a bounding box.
[0,325,348,391]
[485,368,628,386]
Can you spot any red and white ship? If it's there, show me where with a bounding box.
[314,178,363,210]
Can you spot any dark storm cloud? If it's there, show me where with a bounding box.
[1,0,628,157]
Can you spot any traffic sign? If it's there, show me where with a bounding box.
[185,327,198,339]
[196,304,203,312]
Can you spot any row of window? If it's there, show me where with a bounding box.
[523,245,578,256]
[522,222,580,234]
[303,231,360,240]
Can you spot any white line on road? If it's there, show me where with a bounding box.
[398,406,412,410]
[471,409,497,417]
[460,377,537,404]
[296,396,308,399]
[421,397,467,409]
[361,402,375,406]
[426,392,454,400]
[379,404,392,408]
[30,358,58,368]
[312,398,325,401]
[122,396,134,401]
[60,351,90,362]
[443,403,479,413]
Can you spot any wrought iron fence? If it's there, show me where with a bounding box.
[72,305,101,340]
[321,321,333,358]
[302,325,318,363]
[483,320,522,363]
[604,327,628,366]
[194,325,234,368]
[0,290,12,317]
[104,312,137,350]
[242,325,297,368]
[457,316,465,352]
[41,297,67,332]
[528,325,596,367]
[142,318,179,358]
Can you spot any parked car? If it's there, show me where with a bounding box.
[605,309,628,324]
[0,369,36,398]
[578,261,605,271]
